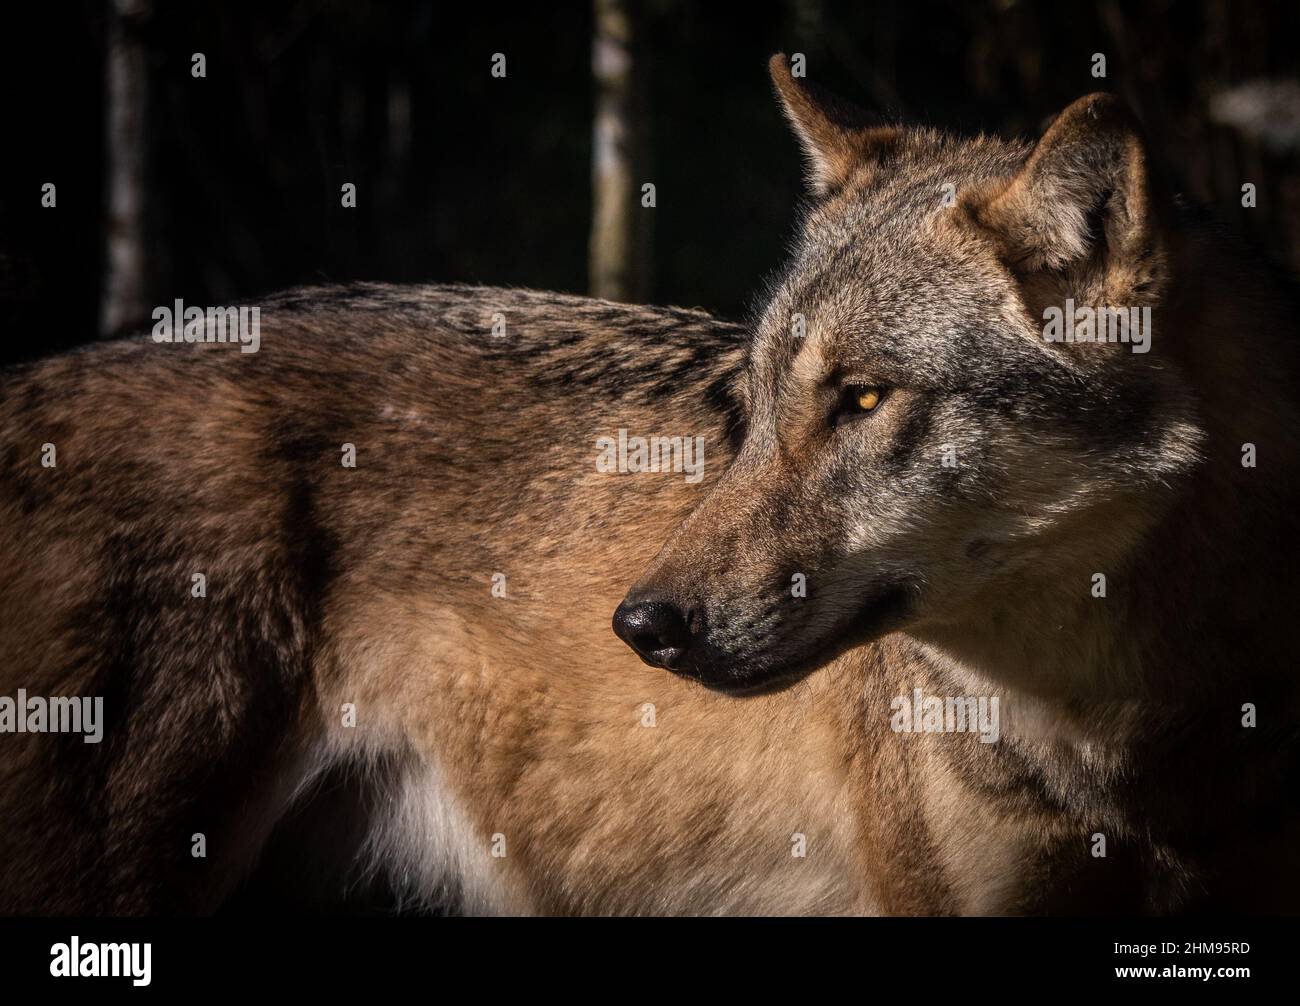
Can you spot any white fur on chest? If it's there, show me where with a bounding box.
[361,754,528,915]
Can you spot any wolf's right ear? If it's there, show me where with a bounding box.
[961,93,1165,289]
[768,54,899,197]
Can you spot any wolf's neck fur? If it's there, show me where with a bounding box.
[917,225,1300,783]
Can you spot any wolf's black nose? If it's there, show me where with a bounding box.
[612,598,692,669]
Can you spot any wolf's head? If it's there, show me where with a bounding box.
[614,56,1204,693]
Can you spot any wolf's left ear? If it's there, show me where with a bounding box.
[768,53,899,197]
[963,93,1165,286]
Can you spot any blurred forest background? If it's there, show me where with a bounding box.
[1,0,1298,368]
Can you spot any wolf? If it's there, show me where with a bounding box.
[5,63,1295,918]
[615,55,1300,912]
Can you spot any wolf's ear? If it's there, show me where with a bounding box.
[768,53,899,197]
[963,93,1164,284]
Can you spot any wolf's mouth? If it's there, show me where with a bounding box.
[681,584,911,696]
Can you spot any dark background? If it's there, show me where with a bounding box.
[1,0,1298,369]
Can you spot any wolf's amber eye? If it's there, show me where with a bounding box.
[836,385,886,425]
[855,387,882,412]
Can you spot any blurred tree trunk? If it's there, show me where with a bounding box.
[100,0,150,338]
[588,0,651,303]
